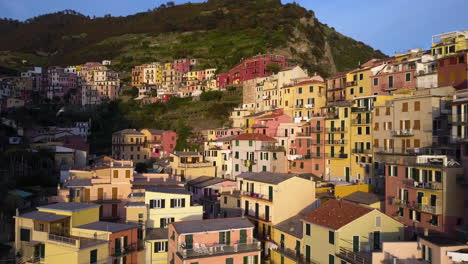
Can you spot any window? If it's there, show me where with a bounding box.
[405,72,411,82]
[249,140,253,147]
[235,152,239,159]
[20,228,30,242]
[226,258,234,264]
[235,140,239,146]
[235,164,239,172]
[160,217,175,228]
[329,254,335,264]
[305,224,311,236]
[359,73,364,80]
[90,249,98,264]
[414,101,420,111]
[373,78,378,86]
[350,88,354,95]
[402,102,408,112]
[224,197,227,204]
[423,245,432,263]
[413,120,420,130]
[170,198,185,208]
[359,87,363,93]
[298,87,302,94]
[262,166,267,172]
[113,170,118,178]
[385,107,390,115]
[149,199,165,209]
[309,86,314,92]
[389,76,394,88]
[329,231,334,244]
[154,241,168,252]
[375,216,381,227]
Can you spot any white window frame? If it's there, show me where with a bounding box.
[150,199,163,209]
[155,241,166,252]
[172,198,184,208]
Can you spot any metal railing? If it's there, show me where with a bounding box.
[336,247,371,264]
[179,162,213,168]
[351,119,372,125]
[177,239,261,259]
[325,153,348,159]
[48,233,78,246]
[273,246,309,264]
[241,191,272,203]
[111,243,141,257]
[391,198,442,214]
[351,149,372,154]
[403,180,443,191]
[391,129,414,137]
[260,145,285,152]
[325,139,346,145]
[326,127,347,133]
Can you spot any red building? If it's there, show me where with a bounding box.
[371,59,417,94]
[227,54,288,85]
[326,71,348,105]
[173,58,197,73]
[74,221,142,264]
[251,109,291,137]
[216,73,230,89]
[438,52,468,90]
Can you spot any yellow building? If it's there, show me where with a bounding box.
[145,228,168,264]
[270,205,316,264]
[345,62,376,101]
[315,183,373,204]
[281,79,327,120]
[237,172,316,248]
[112,129,149,163]
[169,151,216,181]
[431,31,468,58]
[14,202,103,264]
[302,200,404,264]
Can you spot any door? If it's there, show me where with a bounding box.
[90,249,97,264]
[97,188,103,200]
[345,167,350,182]
[295,240,301,256]
[112,204,118,217]
[115,238,121,255]
[240,229,247,244]
[245,201,249,216]
[373,231,381,250]
[417,192,424,204]
[255,203,259,219]
[112,187,118,200]
[268,186,273,201]
[353,236,359,252]
[84,189,90,202]
[186,235,193,249]
[306,245,311,261]
[265,206,270,221]
[226,231,231,245]
[431,195,437,207]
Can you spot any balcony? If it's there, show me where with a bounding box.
[260,145,285,152]
[451,115,468,124]
[325,153,348,159]
[325,113,339,119]
[346,81,357,87]
[351,119,372,125]
[326,127,347,133]
[177,239,261,259]
[304,104,314,109]
[391,198,442,215]
[241,191,272,203]
[47,234,106,249]
[391,129,414,137]
[179,162,213,168]
[336,247,371,264]
[273,246,311,264]
[402,179,443,191]
[310,128,323,133]
[325,139,346,145]
[351,149,372,154]
[111,243,141,257]
[87,195,125,204]
[351,107,371,113]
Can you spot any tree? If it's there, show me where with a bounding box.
[200,91,223,101]
[266,63,281,74]
[135,163,148,173]
[123,87,139,98]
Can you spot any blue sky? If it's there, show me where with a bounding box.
[0,0,467,55]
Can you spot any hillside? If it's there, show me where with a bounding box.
[0,0,386,76]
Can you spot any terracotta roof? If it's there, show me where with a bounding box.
[172,218,253,234]
[113,129,143,136]
[295,79,324,86]
[328,70,350,79]
[232,133,276,142]
[342,191,383,205]
[302,200,373,230]
[237,172,296,185]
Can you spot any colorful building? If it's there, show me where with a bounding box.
[431,31,468,58]
[302,199,404,264]
[168,218,261,264]
[228,54,288,85]
[112,129,149,163]
[169,151,217,181]
[141,129,178,159]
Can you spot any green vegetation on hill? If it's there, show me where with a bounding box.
[0,0,386,76]
[88,89,242,155]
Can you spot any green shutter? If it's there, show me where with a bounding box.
[243,256,248,264]
[219,232,225,244]
[40,244,45,258]
[254,255,259,264]
[226,258,233,264]
[226,231,231,245]
[240,230,247,244]
[268,186,273,201]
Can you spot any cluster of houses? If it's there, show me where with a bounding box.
[11,30,468,264]
[0,60,119,109]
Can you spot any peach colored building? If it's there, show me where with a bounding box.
[168,218,261,264]
[371,241,423,263]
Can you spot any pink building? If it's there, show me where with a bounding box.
[227,54,288,85]
[173,58,197,73]
[288,117,326,178]
[371,58,417,94]
[46,67,78,102]
[143,129,178,158]
[252,109,292,137]
[168,218,261,264]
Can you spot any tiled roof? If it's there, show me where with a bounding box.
[244,111,269,118]
[231,133,276,142]
[37,202,100,212]
[187,176,213,185]
[342,191,383,205]
[302,200,373,230]
[64,178,92,187]
[214,135,238,142]
[192,178,233,188]
[75,221,137,233]
[146,129,167,135]
[146,187,191,195]
[328,70,350,79]
[18,211,69,222]
[124,202,146,208]
[421,234,467,246]
[237,172,296,185]
[274,204,317,238]
[146,228,168,240]
[172,218,253,234]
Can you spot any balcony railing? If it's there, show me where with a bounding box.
[326,127,347,133]
[111,243,141,257]
[273,246,309,264]
[177,239,261,259]
[391,129,414,137]
[451,115,468,124]
[351,119,372,125]
[402,179,443,191]
[325,153,348,159]
[241,191,272,203]
[336,247,371,264]
[260,145,285,152]
[346,81,357,87]
[351,149,372,154]
[325,139,346,145]
[179,162,213,168]
[391,198,442,215]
